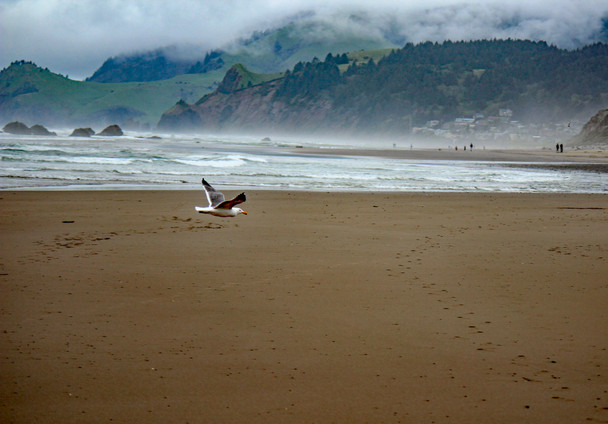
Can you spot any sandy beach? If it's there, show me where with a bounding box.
[295,147,608,172]
[1,189,607,423]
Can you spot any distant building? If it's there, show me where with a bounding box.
[412,108,573,146]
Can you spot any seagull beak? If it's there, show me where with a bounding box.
[242,210,248,215]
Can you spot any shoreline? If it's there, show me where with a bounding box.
[2,147,607,193]
[2,190,607,423]
[293,146,608,167]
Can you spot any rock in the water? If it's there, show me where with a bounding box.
[29,124,56,136]
[70,127,95,137]
[3,121,31,135]
[98,124,123,136]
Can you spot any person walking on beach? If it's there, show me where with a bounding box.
[560,143,564,153]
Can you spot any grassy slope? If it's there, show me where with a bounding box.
[220,21,396,74]
[2,17,398,128]
[73,72,224,124]
[1,41,395,128]
[0,63,222,127]
[230,64,283,88]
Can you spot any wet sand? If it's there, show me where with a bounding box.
[295,147,608,162]
[1,190,607,423]
[294,147,608,173]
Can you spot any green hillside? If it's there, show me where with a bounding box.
[159,40,608,134]
[0,61,220,128]
[267,40,608,126]
[87,20,396,83]
[223,21,395,74]
[0,46,383,129]
[1,15,398,129]
[210,64,283,96]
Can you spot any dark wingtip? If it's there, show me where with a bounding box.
[237,192,246,202]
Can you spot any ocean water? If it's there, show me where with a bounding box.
[0,132,605,193]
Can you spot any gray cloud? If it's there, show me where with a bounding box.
[1,0,606,79]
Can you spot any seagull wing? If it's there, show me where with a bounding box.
[216,193,246,210]
[202,178,225,207]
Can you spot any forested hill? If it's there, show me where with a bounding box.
[86,20,395,83]
[158,40,608,135]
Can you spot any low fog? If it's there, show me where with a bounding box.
[1,0,607,79]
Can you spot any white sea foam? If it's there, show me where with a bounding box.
[0,133,605,192]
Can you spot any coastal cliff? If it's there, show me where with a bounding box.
[157,40,608,136]
[570,108,608,148]
[158,76,333,133]
[158,64,299,132]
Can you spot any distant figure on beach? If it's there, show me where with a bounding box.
[556,143,560,152]
[470,143,473,150]
[560,143,564,153]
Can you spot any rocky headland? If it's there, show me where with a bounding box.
[570,108,608,149]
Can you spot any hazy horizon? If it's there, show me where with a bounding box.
[1,0,607,80]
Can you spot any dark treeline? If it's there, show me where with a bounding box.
[86,49,202,83]
[186,50,225,74]
[272,40,608,127]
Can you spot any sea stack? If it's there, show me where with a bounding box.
[99,124,123,136]
[70,127,95,137]
[2,121,31,135]
[29,124,57,136]
[2,121,56,136]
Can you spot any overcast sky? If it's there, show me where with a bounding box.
[1,0,607,80]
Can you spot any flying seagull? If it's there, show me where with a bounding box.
[195,178,247,217]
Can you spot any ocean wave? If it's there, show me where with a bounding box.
[1,155,136,166]
[172,154,267,168]
[2,134,606,193]
[1,147,74,156]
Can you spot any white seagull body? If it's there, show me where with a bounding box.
[195,178,247,217]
